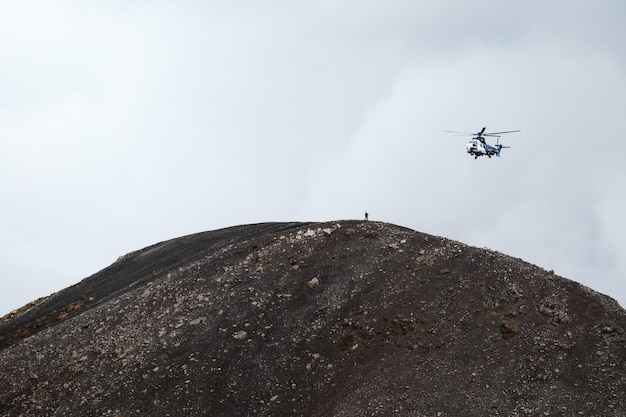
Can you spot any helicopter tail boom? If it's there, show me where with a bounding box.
[495,144,511,156]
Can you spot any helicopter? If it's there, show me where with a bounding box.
[443,127,520,159]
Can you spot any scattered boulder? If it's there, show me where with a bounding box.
[500,320,520,339]
[307,277,320,289]
[233,330,248,340]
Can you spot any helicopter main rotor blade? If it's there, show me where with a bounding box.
[443,128,521,137]
[487,130,521,135]
[442,130,475,135]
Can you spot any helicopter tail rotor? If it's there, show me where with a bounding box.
[495,143,511,157]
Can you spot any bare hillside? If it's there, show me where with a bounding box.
[1,221,624,416]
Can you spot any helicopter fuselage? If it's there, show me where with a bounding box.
[466,137,502,159]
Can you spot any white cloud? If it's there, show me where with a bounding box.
[1,1,625,314]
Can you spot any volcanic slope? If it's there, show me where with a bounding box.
[1,221,625,416]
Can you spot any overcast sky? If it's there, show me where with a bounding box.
[2,1,625,315]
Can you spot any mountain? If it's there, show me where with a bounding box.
[1,221,624,416]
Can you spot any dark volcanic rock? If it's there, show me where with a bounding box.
[1,221,624,416]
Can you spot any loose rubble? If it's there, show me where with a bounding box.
[0,220,624,416]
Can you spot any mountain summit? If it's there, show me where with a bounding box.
[1,221,624,416]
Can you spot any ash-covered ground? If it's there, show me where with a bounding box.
[1,221,624,416]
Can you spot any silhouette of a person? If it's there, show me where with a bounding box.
[365,212,369,221]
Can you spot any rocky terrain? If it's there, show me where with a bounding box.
[0,220,624,416]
